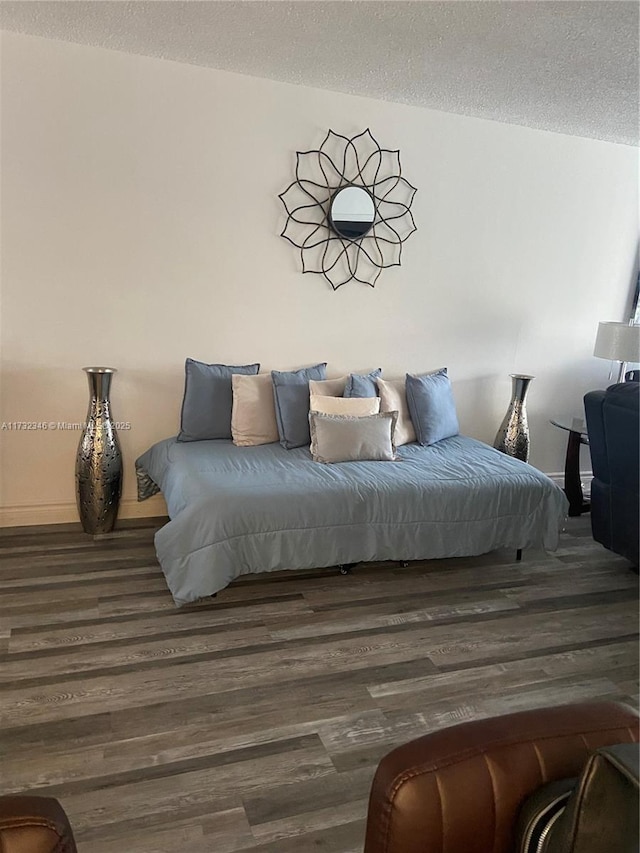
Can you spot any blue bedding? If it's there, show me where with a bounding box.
[136,435,568,606]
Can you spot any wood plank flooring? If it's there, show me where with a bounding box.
[0,516,638,852]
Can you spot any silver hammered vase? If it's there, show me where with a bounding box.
[75,367,123,534]
[493,373,534,462]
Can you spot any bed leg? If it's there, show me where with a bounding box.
[338,563,356,575]
[516,549,523,562]
[399,560,410,568]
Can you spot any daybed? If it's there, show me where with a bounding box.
[136,434,568,606]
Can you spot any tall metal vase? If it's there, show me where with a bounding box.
[75,367,123,534]
[493,373,534,462]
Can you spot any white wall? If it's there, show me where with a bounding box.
[1,31,638,526]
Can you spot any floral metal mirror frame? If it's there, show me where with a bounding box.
[278,129,417,290]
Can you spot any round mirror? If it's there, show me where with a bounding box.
[329,186,375,240]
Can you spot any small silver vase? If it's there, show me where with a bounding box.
[493,373,534,462]
[75,367,123,534]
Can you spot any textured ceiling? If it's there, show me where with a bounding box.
[1,1,638,145]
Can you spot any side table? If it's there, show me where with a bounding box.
[549,417,590,517]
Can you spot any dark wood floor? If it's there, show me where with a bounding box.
[0,516,638,852]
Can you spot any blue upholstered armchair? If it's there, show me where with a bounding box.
[584,382,639,568]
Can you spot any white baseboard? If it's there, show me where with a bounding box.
[546,470,592,488]
[0,494,168,528]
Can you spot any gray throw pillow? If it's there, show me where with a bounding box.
[405,369,459,446]
[271,363,327,449]
[178,358,260,442]
[344,368,382,398]
[309,410,398,463]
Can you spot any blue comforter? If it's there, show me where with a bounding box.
[136,436,568,605]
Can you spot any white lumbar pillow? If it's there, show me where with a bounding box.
[309,394,380,416]
[231,373,279,446]
[376,377,416,445]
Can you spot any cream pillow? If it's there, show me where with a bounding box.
[376,377,416,445]
[231,373,279,446]
[309,376,348,397]
[309,394,380,416]
[309,411,398,463]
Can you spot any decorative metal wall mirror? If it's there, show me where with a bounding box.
[279,129,417,290]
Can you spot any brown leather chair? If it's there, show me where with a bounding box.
[364,700,639,853]
[0,795,77,853]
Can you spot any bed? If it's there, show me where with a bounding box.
[136,434,569,606]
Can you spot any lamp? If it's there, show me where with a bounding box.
[593,321,640,382]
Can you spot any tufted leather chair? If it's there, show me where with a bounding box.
[0,795,77,853]
[363,700,639,853]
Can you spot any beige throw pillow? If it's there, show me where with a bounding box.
[309,376,348,397]
[309,394,380,416]
[309,411,398,463]
[376,377,416,445]
[231,373,279,446]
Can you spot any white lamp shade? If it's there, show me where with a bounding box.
[593,322,640,362]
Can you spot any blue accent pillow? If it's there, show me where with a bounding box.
[405,369,460,446]
[178,359,260,442]
[272,363,327,449]
[344,368,382,398]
